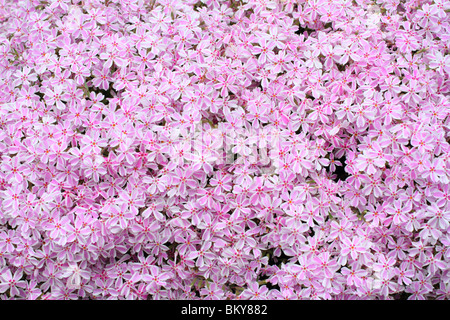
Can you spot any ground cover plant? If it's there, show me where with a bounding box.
[0,0,449,300]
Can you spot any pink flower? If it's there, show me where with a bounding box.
[13,66,38,87]
[341,236,368,260]
[44,85,67,110]
[373,254,397,279]
[0,269,27,297]
[61,263,91,289]
[240,282,269,300]
[312,252,339,278]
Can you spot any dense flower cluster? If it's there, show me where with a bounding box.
[0,0,449,300]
